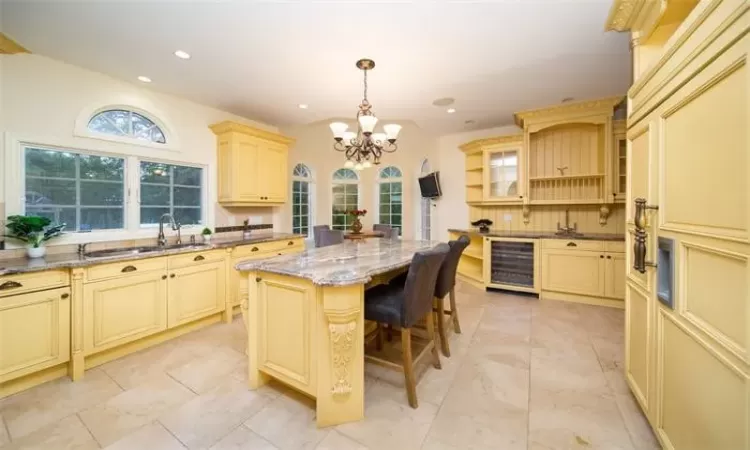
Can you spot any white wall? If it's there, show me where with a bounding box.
[278,120,438,240]
[433,125,522,241]
[1,54,277,245]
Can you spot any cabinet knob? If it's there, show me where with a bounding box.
[607,255,612,259]
[170,274,176,278]
[566,242,577,247]
[287,241,294,246]
[61,293,70,299]
[600,255,604,258]
[162,275,167,280]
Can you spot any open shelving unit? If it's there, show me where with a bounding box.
[464,151,484,203]
[449,230,484,285]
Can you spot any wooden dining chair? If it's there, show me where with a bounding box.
[364,243,449,408]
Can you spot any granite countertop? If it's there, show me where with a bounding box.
[448,229,625,242]
[0,232,303,276]
[236,239,439,286]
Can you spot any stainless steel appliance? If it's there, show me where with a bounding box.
[483,237,540,294]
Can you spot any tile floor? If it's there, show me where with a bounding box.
[0,282,660,450]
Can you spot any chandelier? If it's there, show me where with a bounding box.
[329,59,401,170]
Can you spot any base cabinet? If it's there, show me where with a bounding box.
[542,249,606,297]
[167,261,225,328]
[83,271,168,354]
[0,287,70,382]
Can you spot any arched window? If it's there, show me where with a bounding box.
[88,109,167,144]
[420,159,431,240]
[332,168,359,231]
[292,163,313,236]
[377,166,403,235]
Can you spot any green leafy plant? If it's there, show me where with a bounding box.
[201,227,212,236]
[3,215,65,248]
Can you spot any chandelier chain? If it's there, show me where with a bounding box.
[363,69,368,103]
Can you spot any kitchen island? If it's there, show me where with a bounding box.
[235,239,438,427]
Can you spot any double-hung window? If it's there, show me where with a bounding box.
[24,147,126,231]
[140,162,203,226]
[377,166,403,235]
[331,168,359,231]
[292,164,313,236]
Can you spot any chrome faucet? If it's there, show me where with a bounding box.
[158,214,181,247]
[78,243,90,257]
[556,209,578,235]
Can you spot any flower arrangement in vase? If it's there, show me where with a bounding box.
[3,215,66,258]
[348,209,367,234]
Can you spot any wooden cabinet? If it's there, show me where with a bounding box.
[612,119,627,203]
[83,270,168,354]
[210,121,294,207]
[0,287,70,383]
[540,239,625,305]
[460,134,524,205]
[167,261,225,328]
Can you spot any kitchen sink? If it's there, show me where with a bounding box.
[84,246,162,259]
[83,242,210,259]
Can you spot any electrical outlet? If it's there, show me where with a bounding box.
[503,214,512,222]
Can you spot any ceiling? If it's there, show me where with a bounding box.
[1,1,630,135]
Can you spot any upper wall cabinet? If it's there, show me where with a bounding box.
[515,96,623,205]
[210,121,295,207]
[612,119,627,203]
[461,135,525,205]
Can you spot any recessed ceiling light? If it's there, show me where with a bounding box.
[137,76,152,83]
[174,50,191,60]
[432,97,455,107]
[447,108,456,114]
[561,97,574,103]
[298,104,309,109]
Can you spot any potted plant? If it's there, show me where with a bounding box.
[347,209,367,234]
[3,215,65,258]
[201,227,213,243]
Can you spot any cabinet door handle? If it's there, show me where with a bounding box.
[633,198,659,273]
[566,242,577,247]
[287,241,294,246]
[600,255,604,259]
[170,274,176,278]
[607,255,612,259]
[61,293,70,299]
[251,247,259,252]
[0,280,23,291]
[256,277,262,282]
[121,265,137,273]
[193,255,205,261]
[162,275,167,280]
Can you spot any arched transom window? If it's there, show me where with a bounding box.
[88,109,167,144]
[377,166,403,235]
[332,168,359,231]
[292,163,313,237]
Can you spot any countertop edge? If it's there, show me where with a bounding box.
[0,233,305,276]
[447,229,626,242]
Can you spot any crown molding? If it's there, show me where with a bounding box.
[0,33,29,54]
[514,96,625,128]
[209,121,295,146]
[459,134,523,153]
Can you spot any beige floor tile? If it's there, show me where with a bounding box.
[335,379,439,450]
[167,346,244,394]
[78,374,195,447]
[2,414,99,450]
[103,422,185,450]
[208,426,278,450]
[614,393,661,450]
[1,415,10,447]
[314,430,368,450]
[603,368,631,396]
[245,390,329,450]
[100,341,198,390]
[530,349,610,395]
[529,389,634,450]
[590,334,624,371]
[0,368,122,440]
[160,378,274,449]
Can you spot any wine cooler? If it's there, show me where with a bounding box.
[483,237,540,294]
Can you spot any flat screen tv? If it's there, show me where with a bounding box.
[418,171,442,199]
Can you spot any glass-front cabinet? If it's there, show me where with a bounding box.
[613,119,626,203]
[483,142,523,203]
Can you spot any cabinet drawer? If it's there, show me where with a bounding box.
[264,238,304,253]
[542,239,604,252]
[85,257,167,282]
[0,270,69,298]
[168,249,226,269]
[605,241,625,253]
[232,239,303,258]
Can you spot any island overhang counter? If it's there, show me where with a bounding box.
[235,239,438,427]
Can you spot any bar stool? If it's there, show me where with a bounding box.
[364,243,449,408]
[318,229,344,247]
[313,225,330,247]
